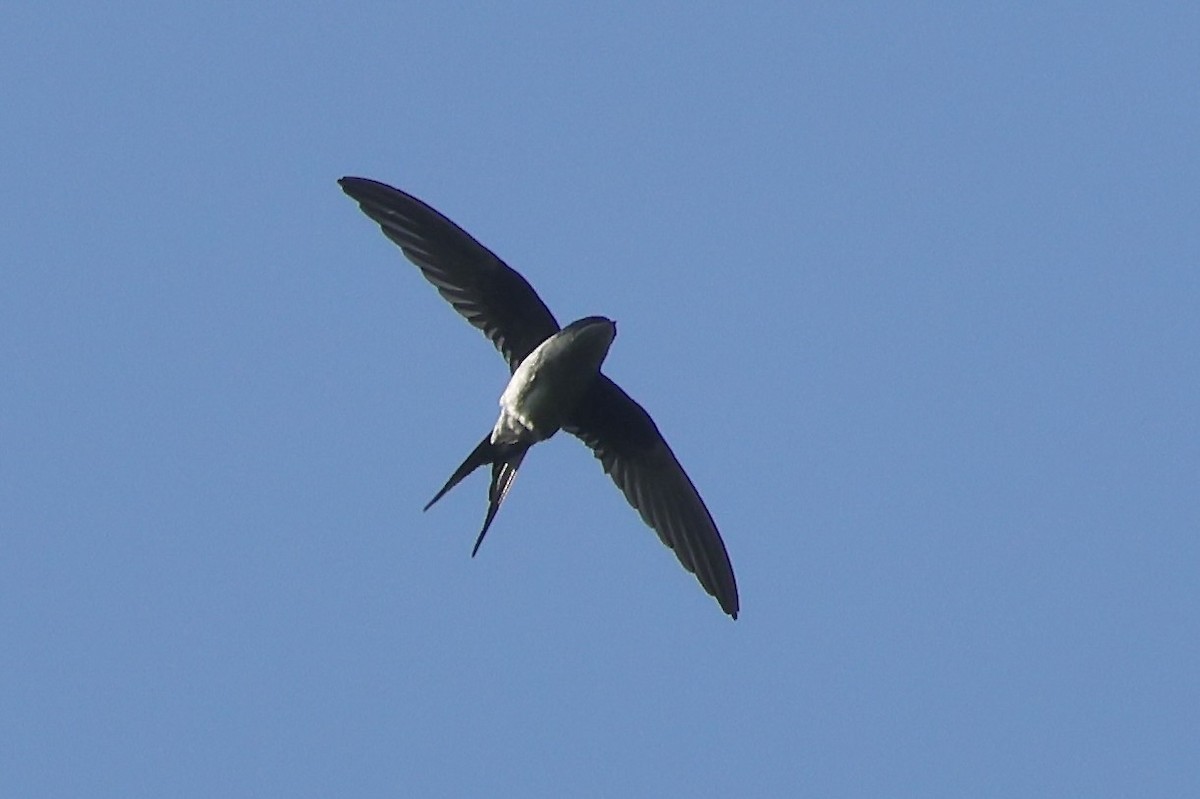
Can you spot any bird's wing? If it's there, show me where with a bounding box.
[565,375,739,618]
[339,177,560,371]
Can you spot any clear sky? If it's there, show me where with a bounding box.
[3,4,1197,797]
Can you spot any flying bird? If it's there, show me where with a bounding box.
[339,177,739,618]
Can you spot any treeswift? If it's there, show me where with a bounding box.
[339,177,738,618]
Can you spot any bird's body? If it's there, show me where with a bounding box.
[496,316,616,442]
[339,177,739,618]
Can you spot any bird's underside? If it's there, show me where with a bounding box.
[339,176,739,619]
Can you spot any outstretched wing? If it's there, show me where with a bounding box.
[339,177,560,371]
[565,376,739,618]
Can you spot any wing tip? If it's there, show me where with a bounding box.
[719,591,740,620]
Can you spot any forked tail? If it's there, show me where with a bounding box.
[424,434,493,512]
[424,433,529,556]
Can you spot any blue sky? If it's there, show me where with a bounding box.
[3,4,1197,796]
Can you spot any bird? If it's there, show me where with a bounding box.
[338,176,739,619]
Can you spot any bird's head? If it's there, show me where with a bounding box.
[562,316,617,370]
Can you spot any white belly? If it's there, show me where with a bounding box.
[492,321,614,443]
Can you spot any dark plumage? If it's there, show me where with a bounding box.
[339,177,739,618]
